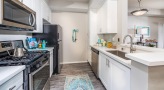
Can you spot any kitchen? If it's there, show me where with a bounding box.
[0,0,164,90]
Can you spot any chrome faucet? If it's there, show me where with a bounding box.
[123,35,136,53]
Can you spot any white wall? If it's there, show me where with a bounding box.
[0,30,31,46]
[52,12,88,64]
[128,16,164,41]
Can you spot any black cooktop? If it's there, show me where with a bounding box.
[0,50,49,66]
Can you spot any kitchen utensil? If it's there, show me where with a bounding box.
[7,47,28,57]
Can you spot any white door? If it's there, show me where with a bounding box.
[110,60,130,90]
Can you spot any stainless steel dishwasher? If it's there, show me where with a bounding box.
[91,47,99,78]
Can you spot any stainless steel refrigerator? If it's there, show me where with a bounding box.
[32,24,63,74]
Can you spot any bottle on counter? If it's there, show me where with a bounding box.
[38,39,42,49]
[98,38,102,47]
[112,38,117,49]
[107,39,113,48]
[42,40,47,49]
[102,40,107,47]
[107,42,113,48]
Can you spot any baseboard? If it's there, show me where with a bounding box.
[63,61,88,64]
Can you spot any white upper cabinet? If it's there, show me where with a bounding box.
[33,0,43,33]
[41,0,52,23]
[97,0,117,34]
[21,0,34,10]
[107,0,117,33]
[25,0,51,33]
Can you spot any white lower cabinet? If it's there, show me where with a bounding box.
[99,53,131,90]
[0,71,23,90]
[99,53,110,90]
[110,59,130,90]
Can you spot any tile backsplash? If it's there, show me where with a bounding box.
[0,30,32,46]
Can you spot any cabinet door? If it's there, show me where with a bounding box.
[110,60,130,90]
[97,1,107,33]
[23,0,34,10]
[33,0,43,33]
[41,1,49,21]
[99,53,110,90]
[107,0,117,33]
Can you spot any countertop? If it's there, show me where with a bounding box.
[91,45,131,68]
[126,53,164,66]
[92,45,164,66]
[28,47,54,51]
[0,66,25,85]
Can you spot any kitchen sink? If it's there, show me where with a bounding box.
[107,50,130,60]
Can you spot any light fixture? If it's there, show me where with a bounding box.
[131,0,148,16]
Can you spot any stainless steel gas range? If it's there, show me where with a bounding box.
[0,40,50,90]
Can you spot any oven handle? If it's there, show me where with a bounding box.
[30,60,49,76]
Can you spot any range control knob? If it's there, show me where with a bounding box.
[36,64,40,68]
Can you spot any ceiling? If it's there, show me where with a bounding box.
[128,0,164,10]
[47,0,90,13]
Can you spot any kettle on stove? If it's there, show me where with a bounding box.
[7,46,28,57]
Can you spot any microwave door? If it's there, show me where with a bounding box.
[4,1,31,26]
[2,0,36,30]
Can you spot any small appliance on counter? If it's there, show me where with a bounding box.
[0,40,50,90]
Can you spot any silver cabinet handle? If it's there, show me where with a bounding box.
[9,85,16,90]
[106,58,110,67]
[108,60,110,67]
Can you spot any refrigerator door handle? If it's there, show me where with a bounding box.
[58,33,59,39]
[57,45,59,50]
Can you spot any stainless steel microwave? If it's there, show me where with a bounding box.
[0,0,36,31]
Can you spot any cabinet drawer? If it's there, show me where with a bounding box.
[0,71,23,90]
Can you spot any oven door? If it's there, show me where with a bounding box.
[29,61,50,90]
[2,0,36,30]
